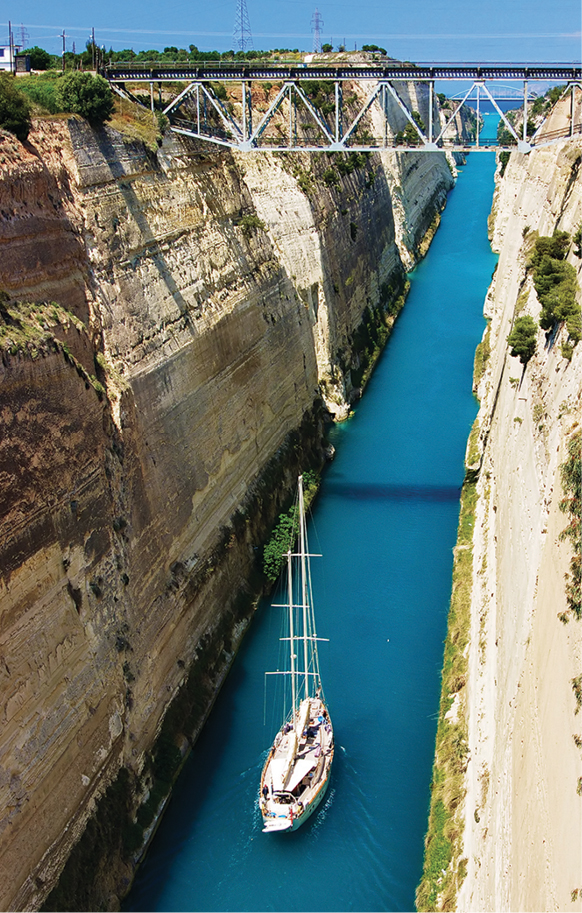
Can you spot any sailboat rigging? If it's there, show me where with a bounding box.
[259,475,334,833]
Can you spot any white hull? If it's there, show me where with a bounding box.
[260,696,334,833]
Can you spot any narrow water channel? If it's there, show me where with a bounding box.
[126,147,498,913]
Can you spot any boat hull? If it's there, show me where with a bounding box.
[286,765,331,831]
[260,697,334,833]
[261,760,332,833]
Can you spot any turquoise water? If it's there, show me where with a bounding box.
[125,150,498,913]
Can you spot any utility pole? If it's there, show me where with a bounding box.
[233,0,253,52]
[61,30,66,72]
[8,20,13,73]
[311,8,323,54]
[91,27,95,70]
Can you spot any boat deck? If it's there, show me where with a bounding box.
[260,696,334,831]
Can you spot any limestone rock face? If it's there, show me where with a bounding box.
[458,135,582,912]
[0,124,89,317]
[0,110,453,910]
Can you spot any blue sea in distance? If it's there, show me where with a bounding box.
[125,143,499,913]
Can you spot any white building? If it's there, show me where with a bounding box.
[0,44,22,72]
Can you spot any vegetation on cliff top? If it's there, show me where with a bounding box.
[0,71,114,141]
[0,72,32,141]
[54,72,114,125]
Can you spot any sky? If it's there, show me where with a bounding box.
[2,0,581,62]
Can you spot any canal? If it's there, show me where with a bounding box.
[126,141,498,912]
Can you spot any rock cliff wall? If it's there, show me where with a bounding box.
[0,107,454,910]
[456,137,582,911]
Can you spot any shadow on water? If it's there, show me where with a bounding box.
[125,657,252,911]
[324,480,462,503]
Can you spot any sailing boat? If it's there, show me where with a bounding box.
[259,475,334,833]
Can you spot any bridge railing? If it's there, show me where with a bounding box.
[102,62,582,82]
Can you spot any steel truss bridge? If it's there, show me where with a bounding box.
[103,63,582,154]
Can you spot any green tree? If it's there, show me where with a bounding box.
[321,43,333,52]
[27,45,52,70]
[507,315,538,364]
[56,72,114,125]
[530,230,570,266]
[530,232,581,342]
[546,85,565,106]
[497,124,517,146]
[0,73,31,141]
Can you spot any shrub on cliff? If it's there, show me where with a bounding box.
[558,429,581,622]
[239,213,266,237]
[507,314,537,363]
[56,71,114,125]
[529,231,581,343]
[0,73,31,141]
[262,472,319,582]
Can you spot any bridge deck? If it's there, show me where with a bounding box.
[104,63,582,83]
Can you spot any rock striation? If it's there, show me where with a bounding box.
[0,100,454,910]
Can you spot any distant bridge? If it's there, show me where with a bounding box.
[103,62,582,154]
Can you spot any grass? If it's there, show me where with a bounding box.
[0,298,81,356]
[108,98,166,151]
[416,480,476,911]
[465,417,480,469]
[473,322,491,391]
[17,71,62,114]
[0,297,106,400]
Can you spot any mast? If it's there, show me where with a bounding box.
[287,548,296,714]
[298,475,310,698]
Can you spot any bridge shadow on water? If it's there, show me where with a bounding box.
[324,479,462,503]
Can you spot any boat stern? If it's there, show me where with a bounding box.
[261,816,294,833]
